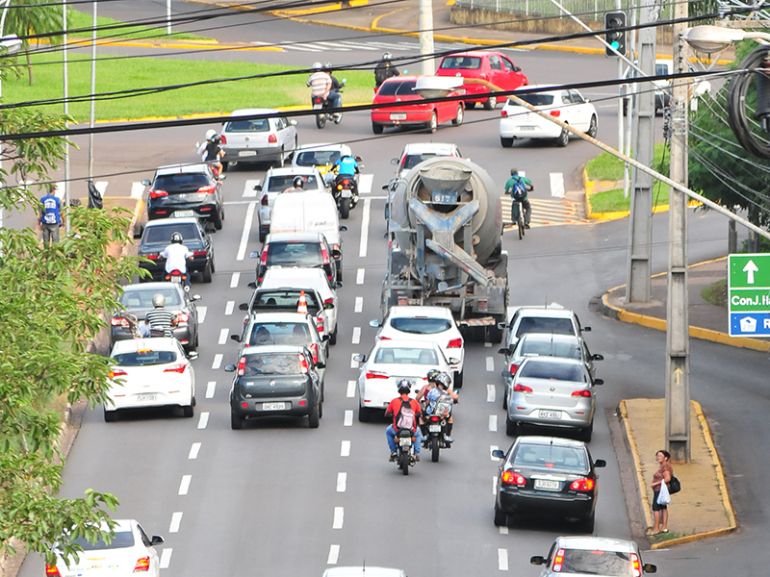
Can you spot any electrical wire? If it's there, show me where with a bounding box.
[690,123,770,175]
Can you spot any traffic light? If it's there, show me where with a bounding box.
[605,11,626,57]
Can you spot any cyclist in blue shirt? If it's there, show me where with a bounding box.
[39,184,63,247]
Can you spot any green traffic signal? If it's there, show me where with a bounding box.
[604,11,626,57]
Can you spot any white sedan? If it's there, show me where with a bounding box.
[499,85,598,147]
[355,339,455,422]
[371,305,465,387]
[46,519,164,577]
[105,337,197,421]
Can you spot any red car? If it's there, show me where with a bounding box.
[436,51,528,110]
[371,76,464,134]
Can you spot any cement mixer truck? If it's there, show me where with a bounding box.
[381,157,509,342]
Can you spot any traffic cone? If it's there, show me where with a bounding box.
[297,290,308,315]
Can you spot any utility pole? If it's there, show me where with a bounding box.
[626,0,658,303]
[418,0,434,75]
[666,0,690,462]
[87,1,97,179]
[63,0,70,232]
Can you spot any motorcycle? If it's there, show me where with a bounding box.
[312,79,345,129]
[395,428,417,475]
[333,174,356,219]
[422,393,454,463]
[165,269,190,292]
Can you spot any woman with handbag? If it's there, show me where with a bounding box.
[650,449,674,534]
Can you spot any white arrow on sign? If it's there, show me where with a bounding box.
[743,260,759,285]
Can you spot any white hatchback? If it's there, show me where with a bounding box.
[105,337,196,421]
[392,142,462,177]
[220,108,298,168]
[371,305,465,387]
[255,166,325,242]
[499,86,598,147]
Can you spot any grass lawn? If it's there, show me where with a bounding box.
[4,53,375,122]
[586,143,669,181]
[589,182,671,213]
[701,279,727,307]
[67,8,209,41]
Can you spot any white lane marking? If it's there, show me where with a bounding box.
[178,474,191,496]
[350,354,360,369]
[490,445,500,461]
[498,526,509,535]
[484,342,493,348]
[358,198,371,258]
[243,179,260,198]
[343,410,353,427]
[225,300,235,315]
[356,268,365,285]
[358,173,374,194]
[489,414,498,432]
[169,512,183,533]
[159,548,173,569]
[550,172,565,198]
[346,380,356,398]
[188,442,201,459]
[198,306,207,324]
[130,181,144,199]
[230,272,241,288]
[351,326,361,345]
[487,384,496,403]
[486,356,494,372]
[205,381,216,399]
[341,440,351,457]
[336,472,347,493]
[197,412,209,430]
[492,475,498,495]
[354,296,363,312]
[332,507,344,529]
[498,548,509,571]
[212,354,223,370]
[236,202,257,261]
[218,328,229,345]
[327,544,340,565]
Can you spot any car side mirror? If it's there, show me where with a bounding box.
[289,119,298,126]
[336,281,343,289]
[352,353,366,363]
[238,303,249,311]
[321,334,330,342]
[133,228,143,240]
[582,326,592,332]
[513,66,521,72]
[249,250,260,259]
[391,158,399,165]
[191,294,202,302]
[339,225,348,231]
[491,449,505,459]
[224,364,236,372]
[247,282,257,289]
[594,459,607,468]
[643,564,657,574]
[448,357,460,366]
[369,319,382,328]
[230,334,242,343]
[141,179,151,186]
[382,183,389,190]
[530,556,546,566]
[592,353,604,361]
[324,301,335,310]
[497,346,511,355]
[593,378,604,386]
[150,536,164,546]
[497,322,507,330]
[186,351,199,360]
[315,361,326,369]
[254,184,263,192]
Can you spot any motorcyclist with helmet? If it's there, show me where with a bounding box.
[283,176,305,193]
[331,153,360,203]
[324,62,344,123]
[308,62,341,113]
[384,379,423,461]
[143,293,176,337]
[160,232,194,289]
[418,370,458,443]
[374,52,400,88]
[198,129,225,177]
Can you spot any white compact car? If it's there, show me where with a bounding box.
[499,305,591,351]
[220,108,298,168]
[371,305,465,387]
[105,337,196,421]
[355,339,455,422]
[292,142,354,176]
[392,142,462,177]
[499,86,597,147]
[255,166,325,242]
[46,519,164,577]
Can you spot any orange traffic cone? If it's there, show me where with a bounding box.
[297,290,308,315]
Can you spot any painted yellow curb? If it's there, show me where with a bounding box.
[618,400,654,532]
[275,0,368,17]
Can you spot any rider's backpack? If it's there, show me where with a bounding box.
[511,178,527,201]
[396,398,416,430]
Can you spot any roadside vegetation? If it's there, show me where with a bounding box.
[701,279,728,307]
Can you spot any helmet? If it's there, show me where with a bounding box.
[205,129,217,141]
[397,379,412,395]
[312,61,323,70]
[152,294,165,308]
[435,372,452,390]
[171,232,183,244]
[383,52,392,61]
[324,61,333,71]
[510,168,519,175]
[426,369,441,383]
[292,176,304,189]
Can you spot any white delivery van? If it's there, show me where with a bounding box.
[269,191,344,277]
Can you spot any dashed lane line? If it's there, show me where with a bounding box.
[205,381,216,399]
[350,354,360,369]
[169,512,183,534]
[236,202,257,261]
[356,268,365,285]
[343,410,353,427]
[188,442,201,460]
[160,548,173,569]
[341,440,351,456]
[225,300,235,315]
[359,198,371,258]
[198,306,207,324]
[498,526,509,535]
[498,548,509,571]
[178,475,191,496]
[490,445,500,461]
[486,384,496,403]
[351,326,361,345]
[243,179,260,198]
[212,354,223,370]
[485,342,493,347]
[550,171,565,198]
[492,475,498,495]
[230,272,240,289]
[358,173,374,194]
[218,328,229,345]
[332,507,344,529]
[486,356,494,372]
[336,472,347,493]
[489,414,498,432]
[354,296,363,313]
[197,412,209,430]
[346,380,356,399]
[327,544,340,565]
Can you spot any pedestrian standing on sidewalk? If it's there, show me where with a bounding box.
[39,183,63,247]
[650,449,674,534]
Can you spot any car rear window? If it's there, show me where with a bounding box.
[253,291,320,313]
[112,350,178,366]
[225,118,270,132]
[267,242,323,267]
[153,173,211,193]
[239,352,306,376]
[295,150,341,166]
[440,56,481,69]
[512,443,588,471]
[515,317,575,338]
[378,80,417,96]
[374,347,437,365]
[555,549,636,576]
[520,339,581,360]
[519,360,583,381]
[143,223,201,245]
[390,317,452,335]
[510,93,554,106]
[266,174,320,192]
[120,287,182,309]
[72,531,135,551]
[247,322,312,347]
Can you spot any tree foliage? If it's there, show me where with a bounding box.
[4,0,62,85]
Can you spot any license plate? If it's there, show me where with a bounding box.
[539,410,562,420]
[172,210,195,218]
[262,402,286,411]
[399,437,412,447]
[390,113,407,120]
[136,393,157,402]
[340,189,352,198]
[519,126,536,131]
[432,192,456,204]
[429,424,441,432]
[534,479,561,491]
[239,150,257,157]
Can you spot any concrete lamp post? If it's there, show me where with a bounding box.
[684,25,770,55]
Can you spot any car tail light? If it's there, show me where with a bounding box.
[630,553,642,577]
[146,253,159,260]
[323,297,334,307]
[552,548,565,572]
[154,209,169,216]
[163,364,187,374]
[549,109,561,117]
[447,338,463,348]
[108,369,127,379]
[268,133,278,143]
[379,336,391,341]
[175,312,190,324]
[571,389,592,398]
[197,185,216,194]
[237,356,247,375]
[501,470,526,486]
[240,401,248,409]
[260,246,269,267]
[501,109,508,117]
[297,399,308,407]
[45,565,61,577]
[309,342,319,364]
[365,371,388,379]
[260,194,269,206]
[198,206,212,212]
[569,477,595,492]
[193,249,207,257]
[320,243,331,263]
[133,556,151,572]
[513,383,532,393]
[149,189,168,199]
[315,314,325,334]
[218,134,227,144]
[509,363,520,376]
[299,354,310,374]
[111,316,129,327]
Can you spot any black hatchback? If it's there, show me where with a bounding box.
[144,163,224,229]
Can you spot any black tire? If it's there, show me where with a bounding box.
[580,512,595,534]
[104,409,118,423]
[493,506,508,527]
[518,212,525,240]
[502,389,508,410]
[318,400,323,419]
[202,262,213,283]
[182,404,194,418]
[453,369,464,389]
[399,452,410,475]
[500,136,514,148]
[580,422,593,443]
[339,197,351,220]
[485,95,498,110]
[452,105,464,126]
[505,415,518,437]
[428,111,438,133]
[372,122,383,135]
[316,113,326,130]
[431,437,440,463]
[230,412,243,430]
[486,323,503,343]
[308,405,320,428]
[587,115,598,138]
[213,213,223,230]
[358,405,372,422]
[556,126,570,147]
[190,329,199,351]
[330,325,338,345]
[221,161,229,172]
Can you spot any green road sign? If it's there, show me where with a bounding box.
[728,253,770,337]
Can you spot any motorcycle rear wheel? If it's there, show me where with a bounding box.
[398,452,409,476]
[339,197,351,219]
[431,437,440,462]
[316,112,327,130]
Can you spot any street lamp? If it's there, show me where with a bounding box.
[684,25,770,55]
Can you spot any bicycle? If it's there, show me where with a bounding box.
[512,200,526,240]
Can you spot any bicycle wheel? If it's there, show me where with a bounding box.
[517,205,525,240]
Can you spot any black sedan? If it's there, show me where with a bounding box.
[492,436,606,532]
[143,163,224,229]
[137,218,215,283]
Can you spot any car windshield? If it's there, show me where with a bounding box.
[520,338,581,360]
[239,352,305,376]
[556,549,635,576]
[247,322,312,347]
[512,443,588,471]
[515,317,575,338]
[295,150,341,166]
[120,287,182,309]
[266,174,319,192]
[656,63,669,76]
[112,350,178,366]
[143,223,200,245]
[225,118,270,132]
[378,80,417,96]
[390,317,452,335]
[267,242,323,267]
[519,360,584,381]
[253,291,320,314]
[440,56,481,69]
[510,93,554,106]
[153,173,210,193]
[71,531,135,551]
[403,153,442,170]
[374,347,437,365]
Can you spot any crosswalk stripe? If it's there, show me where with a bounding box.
[336,40,381,51]
[312,41,354,51]
[281,43,322,52]
[501,198,589,226]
